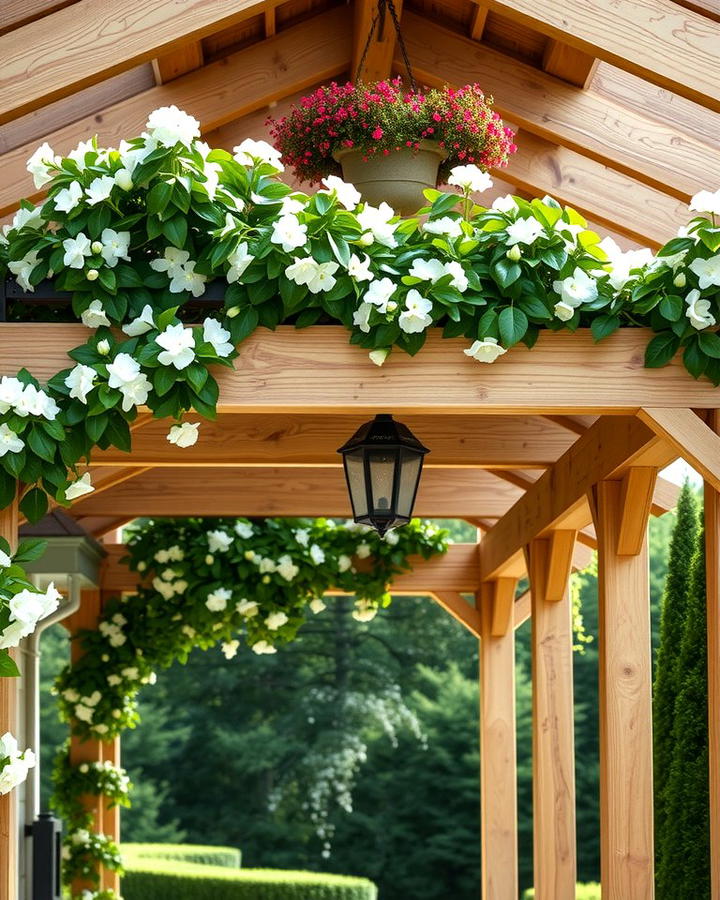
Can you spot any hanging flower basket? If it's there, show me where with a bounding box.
[269,78,517,214]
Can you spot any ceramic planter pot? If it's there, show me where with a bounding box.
[334,140,446,215]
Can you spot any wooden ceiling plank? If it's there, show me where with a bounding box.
[0,8,351,217]
[352,0,404,81]
[478,0,720,112]
[542,39,598,88]
[0,0,74,36]
[673,0,720,23]
[399,12,720,203]
[152,43,205,85]
[470,5,489,38]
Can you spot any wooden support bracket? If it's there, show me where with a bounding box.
[431,591,482,639]
[639,407,720,493]
[487,577,518,636]
[616,467,657,556]
[544,530,577,602]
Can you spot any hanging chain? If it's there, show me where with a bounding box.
[355,0,418,92]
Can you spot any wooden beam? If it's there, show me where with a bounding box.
[514,589,530,629]
[0,0,279,123]
[489,577,517,636]
[705,409,720,899]
[152,42,204,84]
[0,500,18,900]
[3,327,720,416]
[639,407,720,493]
[91,413,577,469]
[0,10,351,217]
[542,39,598,88]
[544,530,577,602]
[479,583,518,899]
[100,736,121,893]
[527,538,577,899]
[0,0,73,36]
[479,0,720,112]
[592,479,655,898]
[469,5,489,39]
[431,591,482,638]
[616,467,657,556]
[399,12,719,202]
[67,467,522,519]
[352,0,403,81]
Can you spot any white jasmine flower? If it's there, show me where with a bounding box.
[598,237,653,292]
[347,253,374,282]
[146,106,200,147]
[150,247,190,278]
[320,175,362,210]
[62,233,92,269]
[7,252,40,292]
[10,207,44,233]
[152,577,175,601]
[258,557,276,573]
[294,529,310,547]
[689,188,720,216]
[233,139,284,170]
[0,550,11,568]
[353,302,373,333]
[464,337,507,363]
[114,168,133,191]
[309,544,325,565]
[443,260,469,292]
[251,640,277,655]
[107,353,140,387]
[107,675,122,688]
[385,530,400,545]
[356,543,371,559]
[309,598,327,616]
[156,323,196,369]
[62,689,80,703]
[85,175,115,205]
[74,704,94,723]
[13,384,59,420]
[226,242,254,283]
[65,473,94,501]
[202,318,233,356]
[553,301,576,322]
[276,555,299,581]
[100,228,131,268]
[285,257,339,294]
[364,278,396,313]
[689,255,720,290]
[221,640,240,660]
[169,261,207,297]
[236,599,259,617]
[206,587,232,612]
[207,530,233,553]
[121,666,139,680]
[448,164,493,193]
[93,724,109,735]
[409,258,446,282]
[685,289,717,329]
[352,599,378,622]
[97,339,110,355]
[167,422,199,448]
[279,196,305,216]
[369,348,390,366]
[80,299,110,328]
[265,611,289,631]
[271,214,307,253]
[0,377,23,413]
[552,267,598,317]
[66,140,95,170]
[64,364,97,404]
[422,216,462,238]
[122,304,155,336]
[357,202,397,247]
[118,374,151,412]
[26,142,58,188]
[337,554,352,572]
[54,181,84,214]
[492,194,519,214]
[399,290,433,333]
[505,217,545,246]
[234,522,253,539]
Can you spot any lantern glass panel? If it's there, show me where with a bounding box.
[343,452,368,517]
[368,450,397,515]
[396,452,423,519]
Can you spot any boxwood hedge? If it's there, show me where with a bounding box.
[122,843,241,869]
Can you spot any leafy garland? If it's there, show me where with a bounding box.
[51,515,447,894]
[0,105,718,525]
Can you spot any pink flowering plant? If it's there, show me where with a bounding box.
[269,78,516,184]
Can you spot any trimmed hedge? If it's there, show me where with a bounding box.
[121,859,378,900]
[122,843,241,868]
[523,885,600,900]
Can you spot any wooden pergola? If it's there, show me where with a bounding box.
[1,0,720,898]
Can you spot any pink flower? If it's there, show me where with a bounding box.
[371,127,383,140]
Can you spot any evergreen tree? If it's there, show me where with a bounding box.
[657,525,709,898]
[653,483,699,867]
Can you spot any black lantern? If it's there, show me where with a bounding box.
[337,414,429,535]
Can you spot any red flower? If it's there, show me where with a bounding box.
[372,127,384,140]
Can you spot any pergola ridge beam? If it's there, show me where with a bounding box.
[638,407,720,493]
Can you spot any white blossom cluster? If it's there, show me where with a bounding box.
[0,732,35,795]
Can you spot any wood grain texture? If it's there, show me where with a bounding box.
[542,38,598,87]
[100,737,121,893]
[616,467,657,555]
[2,326,719,415]
[479,0,720,111]
[67,466,523,518]
[705,409,720,900]
[528,538,577,900]
[152,42,204,84]
[352,0,404,81]
[0,502,18,900]
[0,0,276,123]
[0,10,350,215]
[480,582,518,899]
[399,12,720,203]
[639,407,720,493]
[91,413,576,469]
[544,530,577,602]
[489,577,517,636]
[592,480,655,899]
[0,0,75,35]
[431,591,482,638]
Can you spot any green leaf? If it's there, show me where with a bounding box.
[104,416,132,453]
[163,215,188,248]
[492,259,521,289]
[230,307,260,344]
[147,180,174,217]
[13,538,48,564]
[698,331,720,359]
[86,413,109,443]
[19,487,48,524]
[659,294,683,322]
[538,246,567,270]
[0,650,20,678]
[0,471,17,509]
[683,339,708,378]
[645,331,680,368]
[430,193,460,216]
[590,314,620,342]
[153,366,178,397]
[498,306,528,347]
[185,363,209,395]
[27,426,57,463]
[518,296,552,321]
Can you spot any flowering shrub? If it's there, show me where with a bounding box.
[62,827,123,886]
[52,744,132,830]
[268,78,516,183]
[0,731,35,795]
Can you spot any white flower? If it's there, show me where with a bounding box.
[353,302,373,333]
[271,214,307,253]
[552,267,598,318]
[506,217,545,246]
[233,139,284,170]
[9,584,60,630]
[226,242,254,283]
[258,557,276,573]
[107,353,140,387]
[265,611,289,631]
[285,257,339,294]
[114,168,133,191]
[689,188,720,216]
[54,181,83,214]
[0,424,22,459]
[422,217,462,238]
[85,175,115,206]
[385,530,400,545]
[65,364,96,404]
[309,544,325,565]
[152,577,175,601]
[26,142,57,188]
[62,689,79,703]
[8,252,40,292]
[146,106,200,147]
[492,194,519,214]
[100,228,131,268]
[80,299,110,328]
[364,278,396,313]
[13,384,59,420]
[251,640,277,655]
[169,261,207,297]
[352,599,378,622]
[202,318,233,356]
[685,289,717,330]
[357,202,397,247]
[448,164,493,193]
[321,175,362,210]
[280,196,305,216]
[234,522,253,539]
[118,375,151,412]
[97,339,110,355]
[409,258,446,282]
[348,253,373,282]
[93,724,109,735]
[150,247,190,278]
[0,377,23,413]
[369,348,390,366]
[121,666,139,680]
[276,555,299,581]
[63,233,92,269]
[464,337,507,363]
[207,530,233,553]
[66,140,95,170]
[122,304,155,336]
[337,554,352,572]
[74,704,94,723]
[444,261,468,292]
[598,237,653,292]
[206,587,232,612]
[309,598,326,614]
[689,255,720,290]
[10,207,44,233]
[236,599,259,617]
[399,290,433,334]
[221,640,240,660]
[553,301,576,322]
[294,529,310,547]
[65,473,94,501]
[0,550,10,568]
[167,422,199,448]
[156,323,196,369]
[356,543,371,559]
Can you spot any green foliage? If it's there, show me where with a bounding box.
[121,860,377,900]
[122,843,241,869]
[523,883,600,900]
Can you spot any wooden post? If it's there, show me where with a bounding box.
[592,479,655,899]
[0,499,18,900]
[101,737,121,893]
[479,582,518,899]
[527,537,577,900]
[706,409,720,900]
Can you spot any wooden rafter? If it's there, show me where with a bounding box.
[152,43,205,84]
[352,0,404,81]
[542,39,598,88]
[479,0,720,112]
